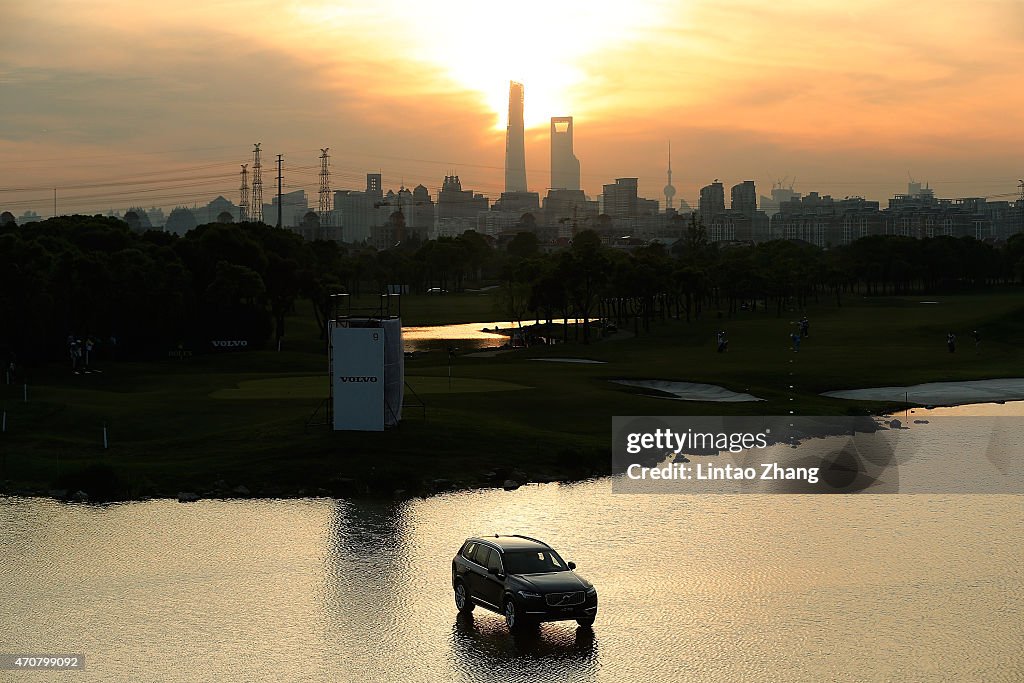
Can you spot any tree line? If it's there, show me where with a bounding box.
[492,221,1024,342]
[1,214,1022,361]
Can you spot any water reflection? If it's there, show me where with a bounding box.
[402,321,513,353]
[321,499,415,675]
[449,612,598,683]
[402,319,599,353]
[1,452,1021,681]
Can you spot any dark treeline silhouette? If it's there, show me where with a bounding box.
[1,214,1023,361]
[0,215,494,362]
[494,219,1024,341]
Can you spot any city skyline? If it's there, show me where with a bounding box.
[1,0,1022,217]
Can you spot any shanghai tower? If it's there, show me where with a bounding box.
[504,81,527,192]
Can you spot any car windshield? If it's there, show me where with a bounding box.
[502,550,568,575]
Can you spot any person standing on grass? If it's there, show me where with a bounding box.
[947,332,957,353]
[716,330,729,353]
[800,316,810,338]
[791,332,801,352]
[3,349,15,384]
[973,330,981,352]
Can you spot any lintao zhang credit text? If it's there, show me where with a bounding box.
[626,462,821,484]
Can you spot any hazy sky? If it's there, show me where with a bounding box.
[1,0,1022,216]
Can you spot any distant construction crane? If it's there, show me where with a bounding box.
[319,148,331,226]
[239,164,250,222]
[251,143,263,223]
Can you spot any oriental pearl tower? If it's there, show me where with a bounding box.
[663,141,676,211]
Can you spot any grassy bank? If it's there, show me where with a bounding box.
[3,290,1023,501]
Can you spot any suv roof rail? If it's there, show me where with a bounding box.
[508,534,551,548]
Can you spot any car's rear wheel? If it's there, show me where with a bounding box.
[454,581,474,613]
[577,617,595,627]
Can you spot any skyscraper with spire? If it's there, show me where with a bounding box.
[505,81,527,193]
[550,116,580,191]
[663,141,676,211]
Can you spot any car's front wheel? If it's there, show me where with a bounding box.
[504,598,523,631]
[454,581,474,613]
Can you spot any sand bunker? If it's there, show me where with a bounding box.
[612,379,764,402]
[823,378,1024,406]
[531,358,607,364]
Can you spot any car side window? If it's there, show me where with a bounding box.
[486,549,503,574]
[462,542,478,562]
[474,546,491,568]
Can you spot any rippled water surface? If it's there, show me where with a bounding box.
[401,321,515,353]
[402,319,596,353]
[2,485,1021,682]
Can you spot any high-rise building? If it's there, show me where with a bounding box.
[698,181,725,222]
[334,190,372,243]
[193,195,240,225]
[505,82,527,193]
[145,206,165,228]
[166,207,198,236]
[437,174,489,220]
[493,191,540,214]
[550,117,580,191]
[602,178,639,218]
[543,189,595,230]
[366,173,383,200]
[759,184,801,217]
[410,184,436,232]
[263,190,308,228]
[770,193,882,246]
[731,181,757,217]
[124,207,153,232]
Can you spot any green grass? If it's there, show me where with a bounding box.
[210,375,529,399]
[3,289,1023,500]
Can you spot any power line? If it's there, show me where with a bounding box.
[3,144,1018,218]
[0,164,237,193]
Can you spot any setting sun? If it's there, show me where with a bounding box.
[306,0,670,130]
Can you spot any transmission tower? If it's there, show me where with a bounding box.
[251,143,263,223]
[239,164,250,222]
[319,148,331,226]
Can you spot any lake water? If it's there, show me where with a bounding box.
[402,321,515,353]
[1,408,1022,682]
[402,319,598,353]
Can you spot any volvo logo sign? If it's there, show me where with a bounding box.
[339,376,378,383]
[211,340,248,348]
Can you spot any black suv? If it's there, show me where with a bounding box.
[451,535,598,631]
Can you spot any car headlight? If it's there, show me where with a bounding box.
[517,590,542,599]
[586,586,597,595]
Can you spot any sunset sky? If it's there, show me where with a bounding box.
[1,0,1022,217]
